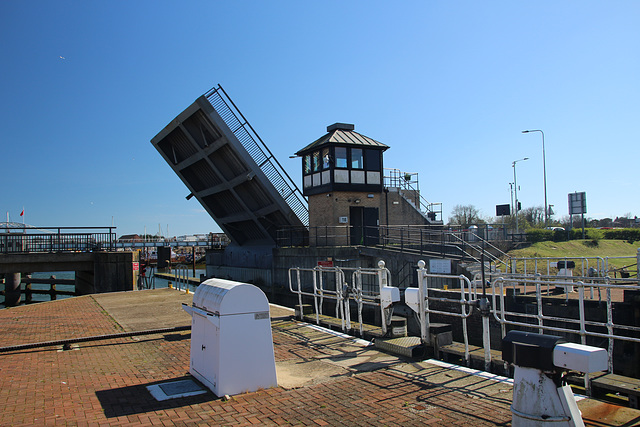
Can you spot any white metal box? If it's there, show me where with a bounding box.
[553,342,608,373]
[183,278,277,396]
[380,286,400,309]
[404,287,420,314]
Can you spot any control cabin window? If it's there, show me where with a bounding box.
[303,155,311,174]
[335,147,348,168]
[351,148,363,169]
[322,148,330,169]
[302,147,382,174]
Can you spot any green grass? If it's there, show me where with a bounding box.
[505,240,639,272]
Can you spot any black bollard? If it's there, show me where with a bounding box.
[5,273,21,306]
[50,275,57,300]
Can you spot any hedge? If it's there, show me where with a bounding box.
[526,228,639,243]
[602,228,640,243]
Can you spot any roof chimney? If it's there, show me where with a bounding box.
[327,123,355,132]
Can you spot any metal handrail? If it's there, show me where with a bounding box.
[288,263,392,336]
[383,168,442,221]
[205,85,309,226]
[173,264,190,292]
[412,265,476,365]
[447,231,510,271]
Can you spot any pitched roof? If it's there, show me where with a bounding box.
[296,123,389,155]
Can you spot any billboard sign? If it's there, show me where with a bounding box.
[568,192,587,215]
[496,204,510,216]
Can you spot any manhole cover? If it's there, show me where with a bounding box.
[147,379,208,401]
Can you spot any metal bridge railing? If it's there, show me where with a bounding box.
[0,227,116,254]
[204,84,309,227]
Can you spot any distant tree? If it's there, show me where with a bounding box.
[448,204,485,227]
[522,206,545,228]
[560,215,592,229]
[614,216,633,228]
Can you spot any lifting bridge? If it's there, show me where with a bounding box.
[151,85,308,247]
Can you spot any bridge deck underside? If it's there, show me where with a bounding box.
[151,94,307,246]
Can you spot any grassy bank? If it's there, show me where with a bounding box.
[506,240,639,272]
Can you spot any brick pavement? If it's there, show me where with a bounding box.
[0,292,633,426]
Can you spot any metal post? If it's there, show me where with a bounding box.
[192,246,196,278]
[378,260,388,335]
[512,157,528,235]
[296,269,303,320]
[417,260,429,344]
[312,269,320,325]
[522,129,547,226]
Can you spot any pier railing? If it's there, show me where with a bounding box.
[0,227,116,254]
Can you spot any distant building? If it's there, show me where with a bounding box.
[118,234,143,242]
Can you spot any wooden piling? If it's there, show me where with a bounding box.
[25,274,32,303]
[5,273,21,306]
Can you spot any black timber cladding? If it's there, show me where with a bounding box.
[151,86,308,246]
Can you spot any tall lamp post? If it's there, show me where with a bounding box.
[512,157,528,235]
[522,129,547,226]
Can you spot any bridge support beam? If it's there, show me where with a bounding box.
[4,273,21,306]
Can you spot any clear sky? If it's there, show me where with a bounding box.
[2,1,638,237]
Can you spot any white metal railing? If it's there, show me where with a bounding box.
[288,261,394,336]
[490,275,640,395]
[491,276,640,369]
[287,256,640,395]
[507,255,612,277]
[407,261,479,366]
[412,261,640,390]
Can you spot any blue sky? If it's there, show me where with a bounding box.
[2,1,638,237]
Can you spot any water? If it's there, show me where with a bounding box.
[1,269,207,309]
[0,271,75,309]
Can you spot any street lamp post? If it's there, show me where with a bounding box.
[512,157,529,235]
[522,129,547,226]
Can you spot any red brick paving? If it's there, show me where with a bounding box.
[0,295,517,426]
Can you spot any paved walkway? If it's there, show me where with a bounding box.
[0,289,638,426]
